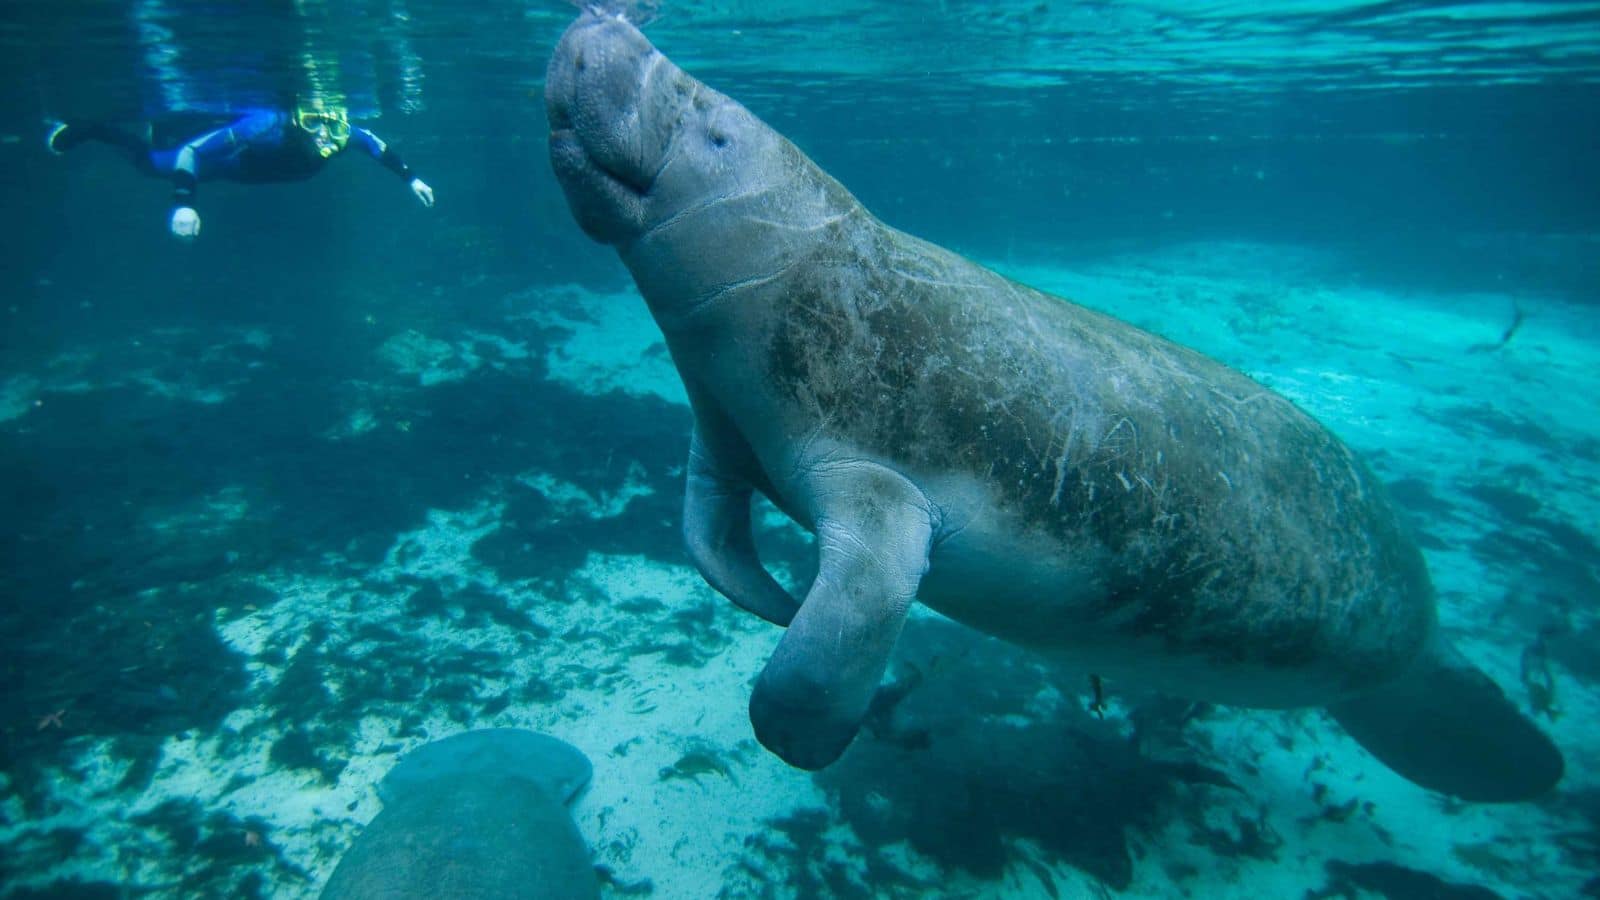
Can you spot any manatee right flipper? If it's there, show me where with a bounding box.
[1329,641,1563,802]
[683,424,800,626]
[749,463,934,770]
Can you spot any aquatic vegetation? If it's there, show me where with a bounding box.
[725,808,888,900]
[810,620,1239,892]
[404,579,552,634]
[269,728,347,785]
[126,799,307,896]
[1312,860,1503,900]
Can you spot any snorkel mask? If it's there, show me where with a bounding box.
[295,106,351,158]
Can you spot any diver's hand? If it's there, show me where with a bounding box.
[170,206,201,240]
[410,177,434,208]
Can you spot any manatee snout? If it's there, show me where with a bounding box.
[546,10,662,242]
[546,11,653,150]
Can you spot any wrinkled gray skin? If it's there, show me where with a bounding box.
[545,11,1561,801]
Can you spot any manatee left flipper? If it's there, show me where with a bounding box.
[749,463,934,769]
[683,425,800,626]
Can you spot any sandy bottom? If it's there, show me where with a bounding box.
[2,238,1595,898]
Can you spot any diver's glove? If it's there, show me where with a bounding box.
[410,177,435,208]
[170,206,201,241]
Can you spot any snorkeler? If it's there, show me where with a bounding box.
[46,104,434,241]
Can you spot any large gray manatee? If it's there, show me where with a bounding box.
[545,9,1561,802]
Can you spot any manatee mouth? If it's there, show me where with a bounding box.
[550,125,654,198]
[545,11,660,199]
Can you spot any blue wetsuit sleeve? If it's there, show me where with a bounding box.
[169,111,287,208]
[351,127,417,181]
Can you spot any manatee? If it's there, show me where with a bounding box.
[544,10,1562,802]
[319,729,597,899]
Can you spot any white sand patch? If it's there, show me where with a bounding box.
[141,484,253,541]
[380,501,505,582]
[0,374,41,421]
[0,745,150,889]
[132,372,230,404]
[0,326,273,416]
[517,462,656,519]
[156,489,827,897]
[376,329,482,386]
[508,285,687,405]
[549,554,826,897]
[322,379,428,441]
[335,405,380,438]
[462,329,534,365]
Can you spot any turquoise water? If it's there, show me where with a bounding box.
[2,1,1598,897]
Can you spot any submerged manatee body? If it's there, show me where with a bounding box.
[319,729,597,899]
[544,11,1561,802]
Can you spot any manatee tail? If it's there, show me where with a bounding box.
[1328,642,1563,802]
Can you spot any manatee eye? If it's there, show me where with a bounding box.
[709,131,729,149]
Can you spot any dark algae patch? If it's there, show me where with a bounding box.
[722,619,1241,893]
[1310,860,1503,900]
[128,799,309,896]
[724,808,878,900]
[269,728,348,785]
